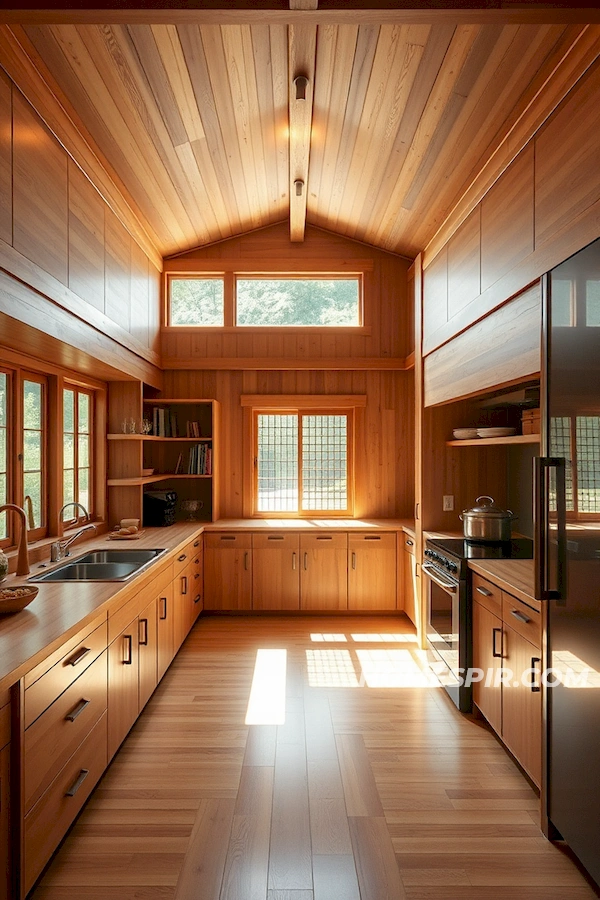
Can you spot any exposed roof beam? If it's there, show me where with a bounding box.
[2,5,600,24]
[288,24,316,242]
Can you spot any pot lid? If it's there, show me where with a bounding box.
[462,495,513,518]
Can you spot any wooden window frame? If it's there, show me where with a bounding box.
[21,370,48,541]
[166,274,227,327]
[0,366,13,549]
[62,384,95,526]
[241,395,365,519]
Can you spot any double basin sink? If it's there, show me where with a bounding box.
[30,548,167,583]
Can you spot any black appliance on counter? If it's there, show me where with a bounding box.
[143,490,177,527]
[541,237,600,886]
[423,536,534,712]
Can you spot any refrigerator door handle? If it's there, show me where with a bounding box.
[534,456,567,601]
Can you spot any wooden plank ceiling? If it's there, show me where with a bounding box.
[12,21,584,258]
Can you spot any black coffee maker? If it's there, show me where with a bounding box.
[143,490,177,526]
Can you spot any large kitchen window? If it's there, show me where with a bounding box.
[22,375,47,537]
[63,387,94,524]
[0,370,9,546]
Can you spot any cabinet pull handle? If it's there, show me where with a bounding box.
[65,698,91,723]
[292,552,296,570]
[316,536,332,541]
[304,552,308,570]
[194,540,201,548]
[195,572,200,579]
[66,646,91,667]
[352,551,356,570]
[221,535,235,541]
[405,539,414,546]
[268,535,284,541]
[531,657,541,693]
[476,586,492,597]
[194,557,200,564]
[178,554,187,562]
[65,768,90,798]
[159,596,168,620]
[193,594,201,604]
[139,618,149,645]
[510,608,531,625]
[492,628,504,659]
[364,535,381,540]
[182,575,188,595]
[244,551,249,570]
[123,634,133,665]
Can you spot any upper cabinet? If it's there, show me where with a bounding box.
[0,70,12,247]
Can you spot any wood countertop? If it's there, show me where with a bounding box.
[206,518,416,534]
[0,522,204,696]
[467,558,539,610]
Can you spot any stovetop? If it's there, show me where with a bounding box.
[427,536,534,561]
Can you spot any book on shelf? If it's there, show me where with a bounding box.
[186,420,201,438]
[187,443,212,475]
[151,406,180,437]
[175,452,183,475]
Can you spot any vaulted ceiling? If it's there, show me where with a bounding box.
[6,18,593,259]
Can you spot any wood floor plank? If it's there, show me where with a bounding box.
[220,767,274,900]
[268,741,313,891]
[349,816,407,900]
[174,799,235,900]
[312,854,360,900]
[335,733,384,817]
[243,725,277,766]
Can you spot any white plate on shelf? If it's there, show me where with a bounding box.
[453,428,478,439]
[476,427,517,437]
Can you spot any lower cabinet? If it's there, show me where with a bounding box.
[204,532,252,610]
[348,533,397,610]
[0,706,10,900]
[253,533,300,610]
[472,573,542,787]
[157,581,175,681]
[108,619,140,760]
[401,533,417,624]
[300,533,347,610]
[138,596,158,712]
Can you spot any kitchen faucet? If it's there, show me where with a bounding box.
[51,503,96,562]
[23,495,35,530]
[0,504,30,576]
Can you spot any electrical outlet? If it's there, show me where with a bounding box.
[443,495,454,512]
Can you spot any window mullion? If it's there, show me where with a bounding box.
[298,413,304,516]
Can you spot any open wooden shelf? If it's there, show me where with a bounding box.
[108,474,213,486]
[446,434,540,447]
[107,434,212,442]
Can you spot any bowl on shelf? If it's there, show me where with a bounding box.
[452,428,478,440]
[476,427,517,438]
[0,585,39,615]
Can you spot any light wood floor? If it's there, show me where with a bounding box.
[31,615,600,900]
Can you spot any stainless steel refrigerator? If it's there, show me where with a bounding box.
[537,236,600,885]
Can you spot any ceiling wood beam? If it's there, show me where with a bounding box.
[288,24,316,241]
[2,6,599,25]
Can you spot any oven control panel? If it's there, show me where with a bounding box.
[424,547,459,575]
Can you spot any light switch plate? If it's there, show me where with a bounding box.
[443,495,454,512]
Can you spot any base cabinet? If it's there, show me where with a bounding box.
[204,533,252,610]
[157,582,175,681]
[108,620,140,760]
[472,599,503,736]
[0,738,9,900]
[348,533,397,610]
[300,533,347,610]
[138,597,158,712]
[501,622,542,787]
[252,533,300,610]
[401,534,417,624]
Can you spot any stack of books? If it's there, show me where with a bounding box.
[186,421,202,437]
[152,407,178,437]
[187,444,212,475]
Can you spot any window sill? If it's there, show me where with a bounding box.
[2,521,108,575]
[161,325,372,336]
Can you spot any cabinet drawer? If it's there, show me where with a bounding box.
[502,592,541,649]
[25,620,107,729]
[252,533,299,551]
[173,542,195,576]
[402,533,416,554]
[471,574,502,617]
[0,702,9,751]
[205,532,252,550]
[348,532,396,549]
[24,711,108,894]
[300,533,347,550]
[24,650,108,813]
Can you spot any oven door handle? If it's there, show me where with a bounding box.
[422,563,458,593]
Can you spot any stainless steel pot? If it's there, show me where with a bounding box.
[459,495,517,542]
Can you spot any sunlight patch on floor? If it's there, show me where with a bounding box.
[310,633,348,642]
[306,649,360,687]
[356,649,441,688]
[351,633,418,643]
[245,649,287,724]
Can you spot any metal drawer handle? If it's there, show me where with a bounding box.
[304,552,308,570]
[405,539,414,546]
[123,634,133,665]
[65,698,91,723]
[182,575,188,595]
[352,551,356,570]
[178,554,187,562]
[268,535,284,541]
[476,586,492,597]
[221,535,236,541]
[510,608,531,625]
[292,552,296,570]
[492,628,504,659]
[316,536,332,541]
[194,540,201,548]
[531,657,541,693]
[244,551,249,570]
[159,596,168,620]
[66,646,91,667]
[364,535,381,540]
[65,768,90,798]
[195,572,200,579]
[193,594,201,604]
[139,618,149,646]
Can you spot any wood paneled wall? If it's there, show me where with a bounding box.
[0,65,162,384]
[422,56,600,357]
[162,368,415,520]
[162,223,413,365]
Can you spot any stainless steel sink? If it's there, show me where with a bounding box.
[30,548,166,582]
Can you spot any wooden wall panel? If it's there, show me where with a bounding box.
[68,160,105,313]
[535,61,600,250]
[423,283,541,407]
[0,70,11,245]
[480,143,534,293]
[422,245,447,341]
[162,368,414,520]
[12,89,68,285]
[105,209,131,334]
[447,207,480,319]
[148,262,161,356]
[130,240,150,350]
[162,223,413,363]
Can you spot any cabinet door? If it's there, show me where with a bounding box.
[157,582,174,681]
[472,600,503,735]
[188,546,203,631]
[402,540,417,625]
[138,597,158,713]
[348,533,396,610]
[0,743,9,900]
[502,624,542,787]
[204,534,252,610]
[300,533,347,610]
[252,533,300,611]
[174,563,193,652]
[108,623,139,759]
